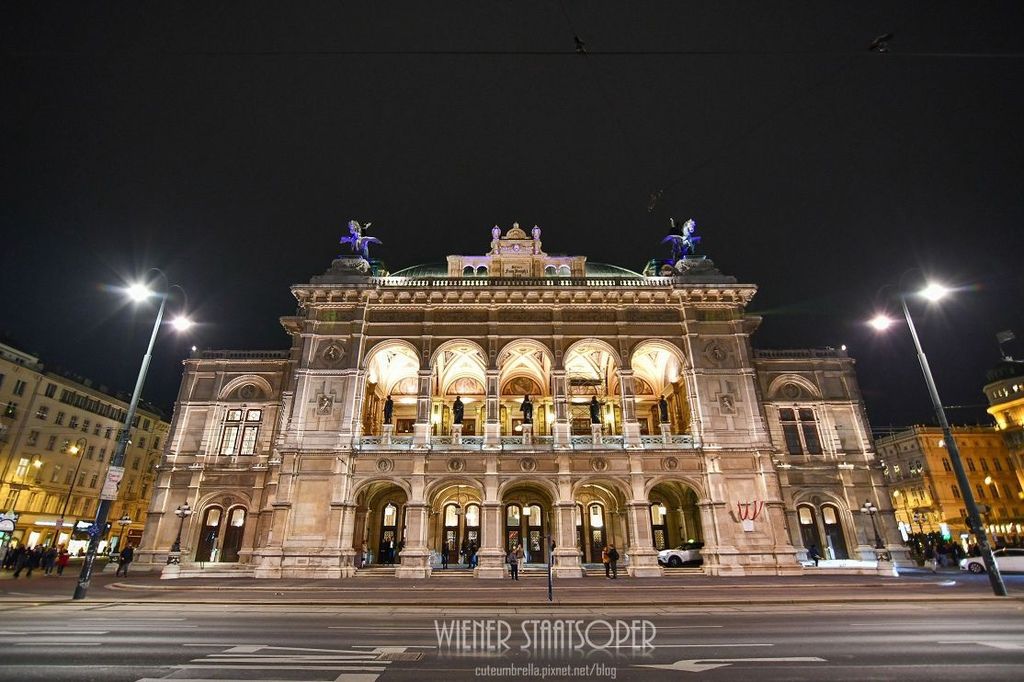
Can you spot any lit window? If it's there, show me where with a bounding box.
[220,426,239,455]
[239,426,258,455]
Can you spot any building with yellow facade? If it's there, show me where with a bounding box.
[0,341,169,553]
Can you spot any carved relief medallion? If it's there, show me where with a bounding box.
[520,457,537,472]
[447,458,466,473]
[704,340,728,365]
[238,384,258,400]
[718,393,737,415]
[663,456,679,471]
[376,458,394,473]
[590,457,609,472]
[320,341,346,366]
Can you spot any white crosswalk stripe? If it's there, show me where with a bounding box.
[138,643,418,681]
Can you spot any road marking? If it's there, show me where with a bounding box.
[938,640,1024,650]
[14,642,104,646]
[638,656,826,673]
[0,630,109,635]
[654,643,773,648]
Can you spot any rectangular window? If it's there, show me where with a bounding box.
[26,430,39,446]
[131,457,140,470]
[45,383,57,398]
[69,415,78,429]
[36,405,49,420]
[967,458,975,472]
[89,473,98,488]
[220,426,239,455]
[5,402,17,418]
[56,411,65,425]
[782,424,802,455]
[226,409,243,422]
[93,424,100,436]
[138,437,146,449]
[65,470,73,485]
[105,427,112,439]
[143,418,151,431]
[50,465,61,483]
[97,448,105,462]
[994,458,1002,471]
[992,484,1001,499]
[78,473,86,487]
[14,379,27,396]
[81,418,90,433]
[942,458,951,472]
[86,446,95,459]
[46,435,56,451]
[246,409,263,421]
[15,458,30,479]
[239,426,259,455]
[981,458,989,471]
[154,437,161,449]
[976,484,985,500]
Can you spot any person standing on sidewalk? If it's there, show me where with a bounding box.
[56,547,70,575]
[116,544,135,577]
[607,545,619,579]
[602,545,611,578]
[515,543,525,573]
[42,545,58,575]
[507,548,519,581]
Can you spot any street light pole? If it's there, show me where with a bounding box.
[898,295,1007,597]
[168,503,192,563]
[52,437,87,549]
[860,500,884,549]
[73,291,168,600]
[116,514,132,553]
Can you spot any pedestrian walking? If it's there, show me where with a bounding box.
[507,548,519,580]
[43,546,58,575]
[116,544,135,577]
[441,544,449,569]
[602,545,611,578]
[56,547,70,575]
[607,544,619,579]
[515,543,525,572]
[808,544,822,567]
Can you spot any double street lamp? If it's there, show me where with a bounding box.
[168,503,193,564]
[72,273,193,600]
[860,499,885,549]
[870,280,1007,597]
[116,514,132,552]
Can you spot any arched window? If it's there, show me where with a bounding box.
[463,266,475,277]
[544,265,556,277]
[464,503,481,550]
[379,502,400,565]
[650,501,668,550]
[820,504,849,560]
[442,503,461,562]
[505,504,522,552]
[557,265,571,277]
[797,504,822,557]
[476,265,488,277]
[587,503,606,561]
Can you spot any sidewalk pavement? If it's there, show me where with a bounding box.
[0,566,1019,607]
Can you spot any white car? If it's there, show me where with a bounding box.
[959,548,1024,574]
[658,541,704,568]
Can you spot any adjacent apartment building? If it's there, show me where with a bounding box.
[0,341,169,553]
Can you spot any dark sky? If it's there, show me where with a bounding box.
[3,3,1023,431]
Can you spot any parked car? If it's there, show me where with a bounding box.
[959,548,1024,574]
[657,541,704,567]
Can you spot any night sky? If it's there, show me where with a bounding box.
[3,3,1022,431]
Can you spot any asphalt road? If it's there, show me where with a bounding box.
[1,599,1022,681]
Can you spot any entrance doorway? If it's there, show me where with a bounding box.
[221,506,246,562]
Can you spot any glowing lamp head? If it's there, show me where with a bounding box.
[126,283,153,302]
[869,314,895,331]
[919,282,950,302]
[170,316,193,332]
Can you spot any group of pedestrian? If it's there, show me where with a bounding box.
[1,544,72,578]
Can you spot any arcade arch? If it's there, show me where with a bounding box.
[631,341,691,436]
[497,340,554,435]
[563,339,621,435]
[648,480,703,555]
[431,340,488,436]
[362,341,421,436]
[353,481,409,566]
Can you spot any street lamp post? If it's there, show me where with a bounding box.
[52,437,87,549]
[116,514,132,553]
[870,283,1008,597]
[73,275,192,600]
[860,500,885,549]
[168,503,193,564]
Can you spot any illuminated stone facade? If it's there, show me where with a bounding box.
[137,225,902,578]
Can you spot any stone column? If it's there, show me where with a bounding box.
[625,501,662,577]
[395,501,431,578]
[551,500,584,577]
[551,370,571,449]
[412,369,432,449]
[522,423,532,446]
[451,423,463,445]
[337,502,357,577]
[617,369,643,448]
[475,501,506,578]
[660,423,672,444]
[483,369,501,450]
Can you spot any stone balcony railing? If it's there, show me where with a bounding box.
[352,433,696,452]
[371,276,677,289]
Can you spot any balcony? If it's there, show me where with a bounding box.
[352,433,696,452]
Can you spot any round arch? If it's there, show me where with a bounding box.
[423,476,486,504]
[217,375,275,401]
[766,374,823,401]
[496,477,560,502]
[562,338,623,370]
[429,338,489,370]
[630,340,688,394]
[643,475,706,501]
[349,476,414,502]
[362,339,422,372]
